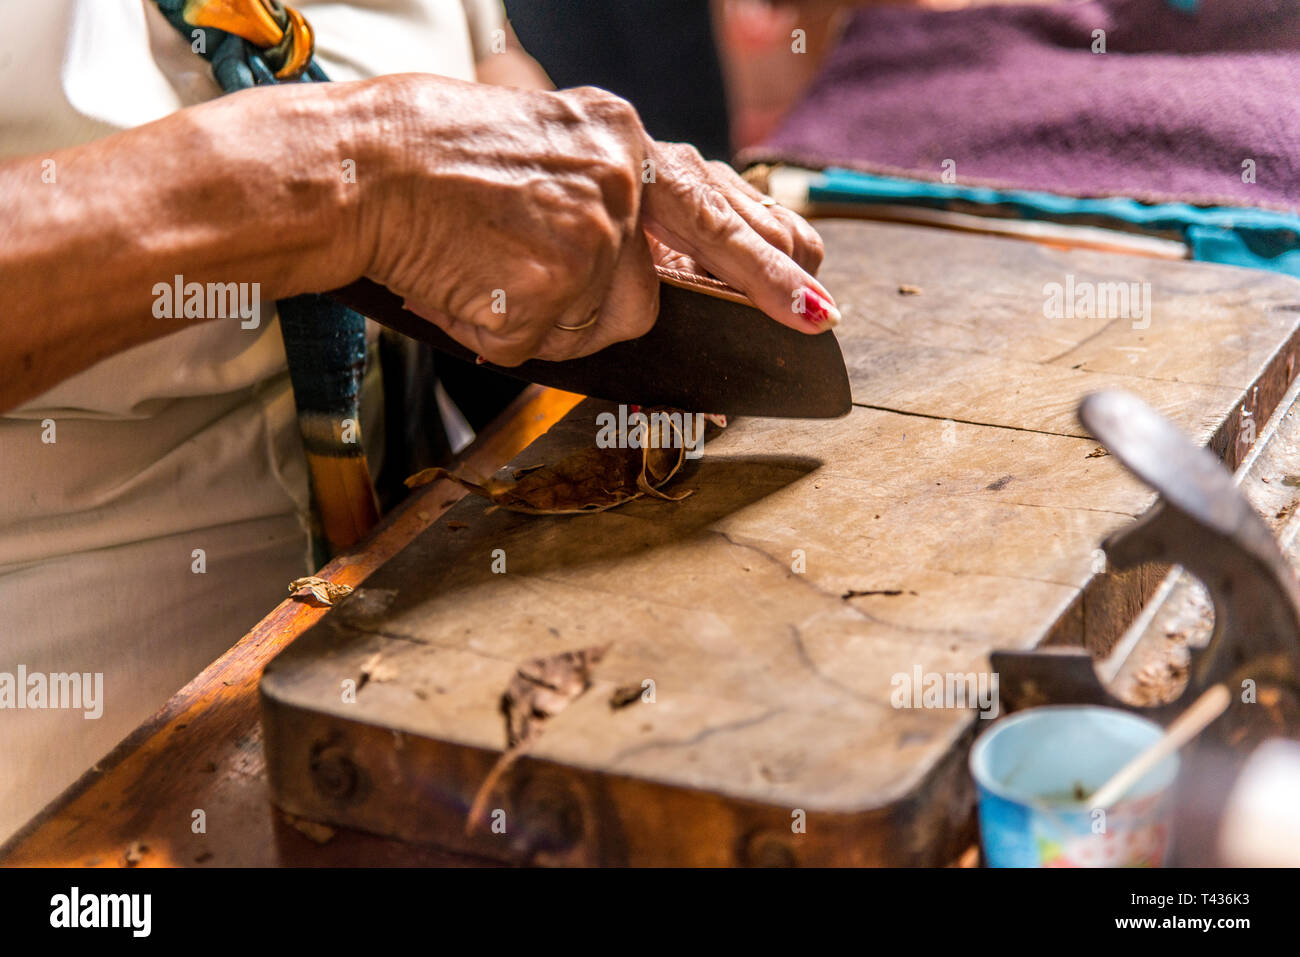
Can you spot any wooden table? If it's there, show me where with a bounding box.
[5,219,1299,867]
[253,221,1300,866]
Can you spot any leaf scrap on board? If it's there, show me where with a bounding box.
[406,407,717,515]
[465,644,611,835]
[287,576,354,606]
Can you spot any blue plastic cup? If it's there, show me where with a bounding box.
[969,706,1179,868]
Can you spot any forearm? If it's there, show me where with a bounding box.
[0,80,378,411]
[474,21,552,90]
[0,66,834,394]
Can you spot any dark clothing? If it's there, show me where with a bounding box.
[505,0,732,160]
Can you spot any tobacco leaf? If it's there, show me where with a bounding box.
[124,841,149,867]
[465,644,610,835]
[357,650,398,690]
[609,684,645,709]
[282,811,336,845]
[287,576,354,606]
[406,407,698,515]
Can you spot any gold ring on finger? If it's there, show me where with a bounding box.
[555,309,599,332]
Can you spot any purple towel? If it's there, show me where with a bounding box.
[741,0,1300,211]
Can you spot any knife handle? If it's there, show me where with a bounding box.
[328,279,480,363]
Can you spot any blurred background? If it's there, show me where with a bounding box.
[503,1,1051,158]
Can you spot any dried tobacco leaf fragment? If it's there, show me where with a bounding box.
[282,811,336,845]
[124,841,149,867]
[465,644,610,834]
[287,576,354,606]
[609,684,645,709]
[356,650,398,691]
[407,407,697,515]
[503,644,612,745]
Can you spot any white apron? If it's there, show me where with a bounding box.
[0,0,503,842]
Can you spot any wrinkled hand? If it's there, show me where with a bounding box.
[360,76,837,366]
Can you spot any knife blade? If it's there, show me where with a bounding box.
[329,266,852,418]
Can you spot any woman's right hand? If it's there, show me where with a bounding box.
[354,74,838,367]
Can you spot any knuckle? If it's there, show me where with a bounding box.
[656,247,693,271]
[758,247,794,292]
[566,84,611,103]
[802,225,825,258]
[480,329,542,367]
[565,207,620,261]
[707,159,742,183]
[692,184,739,241]
[800,234,825,270]
[482,346,528,367]
[579,85,625,108]
[471,302,512,335]
[569,86,642,128]
[447,284,510,335]
[760,220,796,256]
[515,257,584,309]
[653,141,703,183]
[772,210,823,267]
[591,162,639,222]
[672,142,706,168]
[534,176,629,255]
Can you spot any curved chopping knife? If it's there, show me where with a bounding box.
[329,266,852,419]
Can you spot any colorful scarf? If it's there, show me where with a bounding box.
[151,0,379,557]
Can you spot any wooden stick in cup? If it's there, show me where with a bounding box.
[1089,684,1232,810]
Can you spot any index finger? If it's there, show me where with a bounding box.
[640,144,840,333]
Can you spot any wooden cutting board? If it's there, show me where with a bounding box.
[260,220,1300,865]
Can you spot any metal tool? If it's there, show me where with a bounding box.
[330,268,853,419]
[992,390,1300,737]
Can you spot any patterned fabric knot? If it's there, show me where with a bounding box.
[161,0,316,82]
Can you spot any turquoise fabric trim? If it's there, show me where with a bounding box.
[810,168,1300,279]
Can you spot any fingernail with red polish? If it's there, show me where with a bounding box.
[801,287,841,327]
[476,355,487,365]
